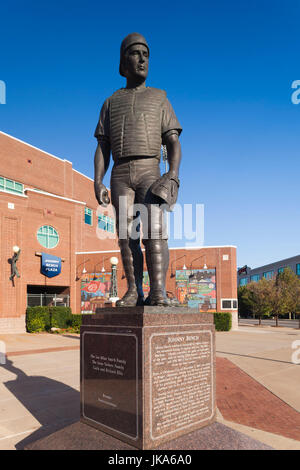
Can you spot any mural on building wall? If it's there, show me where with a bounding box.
[81,272,111,313]
[142,271,150,297]
[175,269,216,310]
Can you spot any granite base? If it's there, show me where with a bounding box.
[25,420,272,450]
[80,307,216,449]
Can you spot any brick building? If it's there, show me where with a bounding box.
[0,131,118,332]
[77,245,238,329]
[0,131,238,332]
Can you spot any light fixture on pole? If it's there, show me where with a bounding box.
[170,253,186,277]
[109,257,119,302]
[75,259,90,281]
[190,254,208,270]
[100,256,111,273]
[82,266,88,282]
[101,256,105,272]
[93,260,106,280]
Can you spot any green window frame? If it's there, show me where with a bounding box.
[296,264,300,276]
[0,176,24,195]
[98,214,115,233]
[85,207,93,226]
[263,271,274,280]
[37,225,59,249]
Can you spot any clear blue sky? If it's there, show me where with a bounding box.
[1,0,300,268]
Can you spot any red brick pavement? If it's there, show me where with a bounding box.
[5,346,300,441]
[216,357,300,441]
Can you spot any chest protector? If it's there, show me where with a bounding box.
[109,87,166,161]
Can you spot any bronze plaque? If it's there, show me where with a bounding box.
[149,330,214,441]
[81,331,138,441]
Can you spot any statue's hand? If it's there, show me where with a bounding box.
[94,182,110,207]
[165,169,178,179]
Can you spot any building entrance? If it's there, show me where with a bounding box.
[27,285,70,307]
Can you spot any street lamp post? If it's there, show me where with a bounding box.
[109,257,119,302]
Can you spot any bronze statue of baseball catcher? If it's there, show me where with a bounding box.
[94,33,182,307]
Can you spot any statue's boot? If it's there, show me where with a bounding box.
[144,239,169,306]
[116,239,144,307]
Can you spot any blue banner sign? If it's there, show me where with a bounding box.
[41,253,61,278]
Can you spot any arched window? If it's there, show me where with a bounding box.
[37,225,59,249]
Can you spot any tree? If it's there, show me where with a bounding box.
[294,291,300,329]
[237,285,253,318]
[246,278,273,325]
[272,268,300,327]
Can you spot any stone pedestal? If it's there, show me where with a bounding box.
[80,307,216,450]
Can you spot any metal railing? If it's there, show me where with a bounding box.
[27,294,70,307]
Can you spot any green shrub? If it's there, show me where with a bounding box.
[69,314,82,329]
[26,306,51,333]
[50,306,72,329]
[26,306,73,332]
[213,312,232,331]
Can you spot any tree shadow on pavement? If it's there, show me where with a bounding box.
[2,358,80,449]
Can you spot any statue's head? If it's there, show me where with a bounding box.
[119,33,149,81]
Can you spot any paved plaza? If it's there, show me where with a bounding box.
[0,325,300,450]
